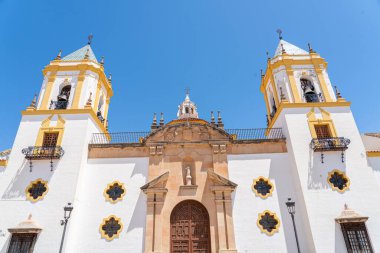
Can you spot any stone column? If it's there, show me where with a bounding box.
[144,189,166,253]
[212,186,238,253]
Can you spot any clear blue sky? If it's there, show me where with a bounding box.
[0,0,380,150]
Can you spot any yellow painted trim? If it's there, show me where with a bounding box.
[43,63,113,97]
[40,74,57,110]
[0,160,7,166]
[25,178,49,202]
[35,115,65,146]
[22,109,108,135]
[314,68,332,102]
[327,169,350,193]
[251,176,274,199]
[286,68,302,103]
[260,54,329,103]
[268,69,280,107]
[71,71,86,108]
[103,98,110,122]
[307,108,337,138]
[367,151,380,157]
[257,210,281,236]
[263,91,271,118]
[99,215,123,241]
[103,181,126,204]
[265,101,351,133]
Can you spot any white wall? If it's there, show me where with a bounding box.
[0,114,100,253]
[280,106,380,252]
[228,153,304,253]
[66,158,148,253]
[368,157,380,190]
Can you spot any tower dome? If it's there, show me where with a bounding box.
[177,90,199,119]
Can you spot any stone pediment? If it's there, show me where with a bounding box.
[145,120,231,144]
[207,169,237,191]
[140,171,169,194]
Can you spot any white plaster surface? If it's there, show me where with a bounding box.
[66,157,149,253]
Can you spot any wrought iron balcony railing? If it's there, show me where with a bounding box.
[90,128,285,145]
[49,100,68,110]
[310,137,351,152]
[22,146,64,159]
[22,146,65,172]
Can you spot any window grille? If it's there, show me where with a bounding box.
[42,133,58,147]
[314,125,331,139]
[7,233,37,253]
[341,222,373,253]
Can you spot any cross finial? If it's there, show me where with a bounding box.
[276,29,283,40]
[185,87,190,96]
[88,34,93,45]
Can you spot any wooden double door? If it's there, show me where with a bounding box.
[170,200,211,253]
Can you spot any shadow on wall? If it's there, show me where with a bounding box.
[1,159,57,200]
[335,222,346,252]
[0,235,11,253]
[268,157,297,253]
[126,192,147,251]
[307,150,347,190]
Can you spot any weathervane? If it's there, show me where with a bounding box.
[276,29,283,40]
[88,34,93,45]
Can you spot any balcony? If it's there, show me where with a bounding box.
[22,146,65,171]
[49,100,68,110]
[310,137,351,163]
[310,137,350,151]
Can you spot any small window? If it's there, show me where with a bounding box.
[314,125,331,139]
[42,133,59,147]
[7,233,37,253]
[341,222,374,253]
[257,210,280,236]
[185,107,189,114]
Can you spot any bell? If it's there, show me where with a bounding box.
[57,94,68,101]
[303,85,315,94]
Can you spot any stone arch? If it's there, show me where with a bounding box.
[170,200,211,253]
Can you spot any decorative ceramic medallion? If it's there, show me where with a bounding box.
[25,178,48,202]
[252,176,274,199]
[104,181,126,203]
[100,215,123,241]
[257,210,280,236]
[327,169,350,193]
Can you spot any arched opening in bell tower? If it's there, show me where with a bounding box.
[56,84,71,109]
[301,78,319,103]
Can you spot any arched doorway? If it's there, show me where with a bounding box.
[170,200,211,253]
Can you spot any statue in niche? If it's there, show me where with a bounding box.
[185,167,192,186]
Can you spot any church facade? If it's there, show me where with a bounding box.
[1,38,380,253]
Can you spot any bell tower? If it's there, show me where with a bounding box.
[30,36,113,130]
[0,37,114,252]
[260,36,380,252]
[261,37,347,128]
